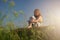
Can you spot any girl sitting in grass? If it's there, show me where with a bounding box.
[28,9,43,28]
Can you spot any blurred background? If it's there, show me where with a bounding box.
[0,0,60,40]
[0,0,60,27]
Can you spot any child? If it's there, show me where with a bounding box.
[28,9,43,28]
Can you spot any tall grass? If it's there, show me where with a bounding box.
[0,25,56,40]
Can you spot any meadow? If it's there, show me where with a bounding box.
[0,25,56,40]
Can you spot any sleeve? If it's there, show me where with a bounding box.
[30,16,36,20]
[32,16,36,19]
[28,16,34,22]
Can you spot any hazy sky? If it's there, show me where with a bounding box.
[0,0,60,27]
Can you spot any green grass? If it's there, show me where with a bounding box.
[0,26,57,40]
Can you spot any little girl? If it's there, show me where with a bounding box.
[28,9,43,28]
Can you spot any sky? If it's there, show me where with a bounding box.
[0,0,60,27]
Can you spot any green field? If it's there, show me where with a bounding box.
[0,26,58,40]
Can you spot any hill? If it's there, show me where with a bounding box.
[0,26,58,40]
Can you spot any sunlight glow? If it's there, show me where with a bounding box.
[47,7,60,27]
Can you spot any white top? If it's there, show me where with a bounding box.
[30,16,43,27]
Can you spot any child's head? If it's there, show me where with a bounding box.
[34,9,41,17]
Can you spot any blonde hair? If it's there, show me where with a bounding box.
[34,9,41,18]
[34,9,40,13]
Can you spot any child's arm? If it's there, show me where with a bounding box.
[32,16,43,23]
